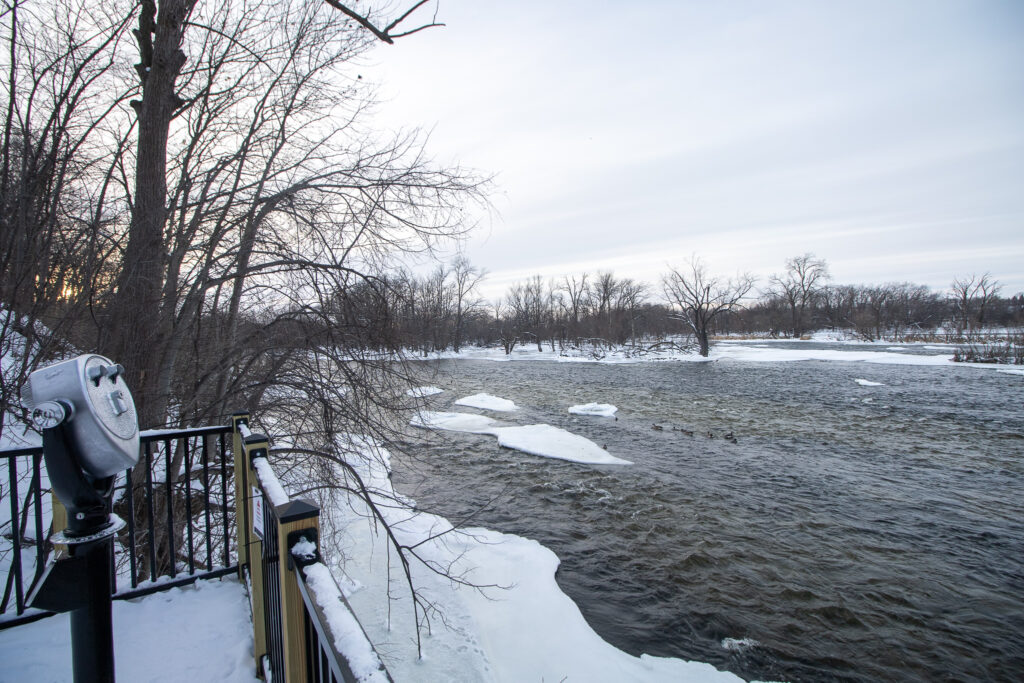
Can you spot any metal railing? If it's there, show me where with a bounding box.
[293,547,391,683]
[0,425,238,628]
[3,414,389,682]
[234,414,390,682]
[1,445,48,623]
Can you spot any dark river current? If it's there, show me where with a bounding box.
[391,344,1024,682]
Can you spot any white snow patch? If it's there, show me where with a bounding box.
[491,425,632,465]
[568,402,618,417]
[291,537,317,561]
[454,392,518,412]
[253,457,289,506]
[997,368,1024,376]
[0,577,258,682]
[854,379,885,387]
[406,386,443,398]
[303,563,388,682]
[886,347,907,352]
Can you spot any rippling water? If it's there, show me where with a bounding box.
[391,346,1024,682]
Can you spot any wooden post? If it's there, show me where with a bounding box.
[51,493,68,557]
[245,435,270,674]
[231,413,250,571]
[276,499,320,683]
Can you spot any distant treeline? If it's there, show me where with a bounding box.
[327,255,1022,355]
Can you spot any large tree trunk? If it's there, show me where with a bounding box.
[103,0,193,429]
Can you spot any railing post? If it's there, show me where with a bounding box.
[231,413,250,571]
[277,499,320,683]
[242,429,269,675]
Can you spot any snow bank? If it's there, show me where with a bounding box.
[455,393,518,412]
[411,411,631,466]
[325,436,738,682]
[715,345,952,366]
[406,386,444,398]
[569,402,618,417]
[491,425,632,465]
[0,577,258,682]
[854,379,885,387]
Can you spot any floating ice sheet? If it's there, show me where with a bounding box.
[568,402,618,417]
[411,411,631,465]
[406,386,444,398]
[491,424,632,465]
[455,392,518,412]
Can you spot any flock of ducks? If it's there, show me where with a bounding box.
[651,424,739,444]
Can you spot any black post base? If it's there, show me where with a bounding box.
[69,537,115,683]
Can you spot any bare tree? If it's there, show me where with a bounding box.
[558,273,590,330]
[951,273,1002,338]
[1,0,494,656]
[662,257,755,356]
[450,256,486,352]
[769,253,829,337]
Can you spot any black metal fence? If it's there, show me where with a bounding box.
[0,425,238,628]
[249,448,286,683]
[1,445,48,623]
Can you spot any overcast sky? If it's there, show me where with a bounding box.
[366,1,1024,300]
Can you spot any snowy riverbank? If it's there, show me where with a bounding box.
[411,334,1023,375]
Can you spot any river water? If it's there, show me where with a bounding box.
[391,344,1024,682]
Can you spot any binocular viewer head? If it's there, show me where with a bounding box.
[27,354,140,478]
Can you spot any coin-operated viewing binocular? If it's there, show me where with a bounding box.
[26,354,140,683]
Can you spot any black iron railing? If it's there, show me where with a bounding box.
[0,445,48,623]
[0,425,238,628]
[251,447,286,683]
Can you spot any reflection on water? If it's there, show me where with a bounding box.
[391,347,1024,682]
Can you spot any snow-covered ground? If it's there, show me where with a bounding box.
[0,577,258,682]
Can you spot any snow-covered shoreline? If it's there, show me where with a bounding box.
[408,334,1023,375]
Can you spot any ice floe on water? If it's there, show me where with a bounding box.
[406,386,444,398]
[854,378,885,386]
[412,411,631,465]
[410,410,497,432]
[490,424,631,465]
[568,402,618,417]
[455,392,518,412]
